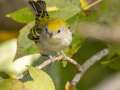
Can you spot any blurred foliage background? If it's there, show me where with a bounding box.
[0,0,26,42]
[0,0,120,90]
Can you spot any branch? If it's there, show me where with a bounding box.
[70,48,109,86]
[37,55,64,69]
[37,54,82,71]
[64,56,82,71]
[84,0,103,10]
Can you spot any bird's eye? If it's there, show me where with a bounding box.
[57,29,61,33]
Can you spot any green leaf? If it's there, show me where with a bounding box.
[6,7,34,23]
[109,44,120,56]
[101,55,120,71]
[25,67,55,90]
[0,79,28,90]
[15,22,39,59]
[49,4,80,21]
[107,57,120,71]
[45,0,80,20]
[6,0,80,23]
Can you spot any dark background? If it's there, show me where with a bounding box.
[0,0,27,42]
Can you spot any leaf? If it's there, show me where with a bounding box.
[6,0,80,23]
[0,79,28,90]
[109,44,120,56]
[102,55,120,71]
[0,35,39,78]
[25,67,55,90]
[6,7,34,23]
[49,4,80,21]
[15,22,39,59]
[10,54,40,78]
[47,0,80,21]
[108,58,120,71]
[0,39,17,75]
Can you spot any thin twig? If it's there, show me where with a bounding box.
[70,48,109,86]
[37,54,82,70]
[37,55,64,69]
[84,0,103,10]
[64,56,82,71]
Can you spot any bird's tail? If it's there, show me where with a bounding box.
[28,0,49,41]
[28,0,49,26]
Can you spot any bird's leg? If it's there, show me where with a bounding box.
[58,51,66,57]
[41,54,55,62]
[48,55,55,63]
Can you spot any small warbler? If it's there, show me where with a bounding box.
[28,0,72,55]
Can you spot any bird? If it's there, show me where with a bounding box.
[27,0,72,57]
